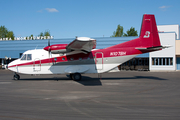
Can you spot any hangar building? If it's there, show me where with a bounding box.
[0,25,179,71]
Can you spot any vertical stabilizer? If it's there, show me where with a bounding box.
[139,14,161,47]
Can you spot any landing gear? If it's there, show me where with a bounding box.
[73,73,81,81]
[68,73,82,81]
[13,73,20,80]
[70,73,73,80]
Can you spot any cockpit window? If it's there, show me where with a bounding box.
[27,54,32,60]
[21,54,26,60]
[21,54,32,60]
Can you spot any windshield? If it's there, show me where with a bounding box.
[21,54,26,60]
[21,54,32,60]
[27,54,32,60]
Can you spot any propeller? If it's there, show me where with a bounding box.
[48,39,51,58]
[43,39,52,59]
[48,39,50,46]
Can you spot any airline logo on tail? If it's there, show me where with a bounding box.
[143,31,150,38]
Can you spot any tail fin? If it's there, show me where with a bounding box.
[139,14,161,47]
[108,14,161,49]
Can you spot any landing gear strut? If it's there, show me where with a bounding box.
[70,74,73,80]
[13,73,20,80]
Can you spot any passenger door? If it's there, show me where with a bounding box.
[33,58,41,71]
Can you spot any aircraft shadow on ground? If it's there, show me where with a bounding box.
[17,75,167,86]
[78,75,167,86]
[18,77,70,81]
[18,76,102,86]
[97,76,167,81]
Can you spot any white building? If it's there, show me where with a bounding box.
[150,25,180,71]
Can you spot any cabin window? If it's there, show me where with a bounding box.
[79,58,82,60]
[54,57,57,62]
[70,58,74,61]
[62,58,65,61]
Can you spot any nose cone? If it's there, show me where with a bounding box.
[8,60,18,72]
[8,61,14,71]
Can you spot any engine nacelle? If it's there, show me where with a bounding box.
[44,44,68,54]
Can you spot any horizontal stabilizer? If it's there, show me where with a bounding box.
[136,45,172,51]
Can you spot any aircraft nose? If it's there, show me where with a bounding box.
[8,62,12,70]
[8,61,16,72]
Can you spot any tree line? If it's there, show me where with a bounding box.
[0,25,138,40]
[0,26,51,40]
[111,24,138,37]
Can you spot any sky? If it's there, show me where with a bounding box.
[0,0,180,39]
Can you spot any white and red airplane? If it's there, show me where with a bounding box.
[8,14,167,81]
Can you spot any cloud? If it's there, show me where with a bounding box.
[37,9,43,13]
[45,8,59,12]
[159,6,171,11]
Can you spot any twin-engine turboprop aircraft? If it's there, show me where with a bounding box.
[8,14,167,81]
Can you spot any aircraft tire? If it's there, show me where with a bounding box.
[13,74,20,80]
[73,73,81,81]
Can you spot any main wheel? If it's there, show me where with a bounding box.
[73,73,81,81]
[13,74,20,80]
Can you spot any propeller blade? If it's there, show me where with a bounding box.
[48,49,51,58]
[48,39,51,58]
[48,39,50,46]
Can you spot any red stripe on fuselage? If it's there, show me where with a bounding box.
[8,47,152,68]
[8,52,94,68]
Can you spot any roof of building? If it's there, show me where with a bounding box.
[0,36,149,58]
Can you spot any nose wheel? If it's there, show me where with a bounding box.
[13,73,20,80]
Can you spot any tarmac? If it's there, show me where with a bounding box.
[0,69,180,120]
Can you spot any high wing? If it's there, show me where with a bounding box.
[44,37,96,54]
[66,37,96,53]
